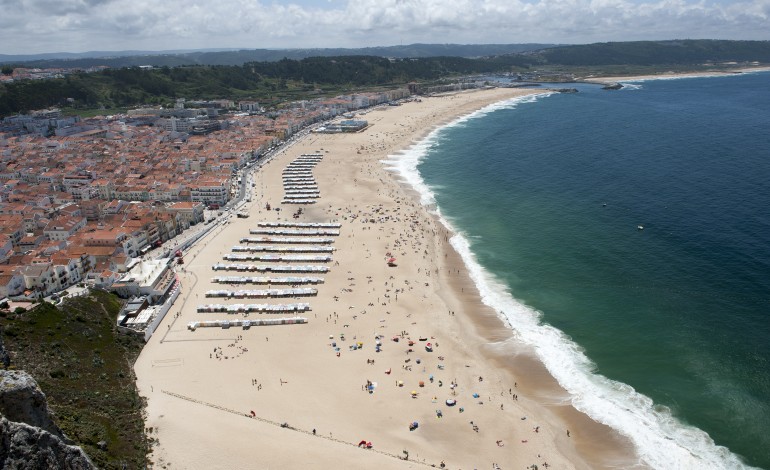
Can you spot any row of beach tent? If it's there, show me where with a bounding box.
[287,162,319,167]
[283,166,314,170]
[188,317,308,330]
[223,254,332,262]
[240,236,335,244]
[249,228,340,236]
[285,189,320,194]
[212,276,325,285]
[231,245,335,253]
[258,222,341,228]
[283,155,320,206]
[196,303,311,313]
[194,211,338,328]
[282,177,316,182]
[282,199,317,204]
[282,175,317,184]
[204,288,317,298]
[212,263,330,273]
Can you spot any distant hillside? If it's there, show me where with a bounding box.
[538,40,770,65]
[0,48,241,64]
[0,54,536,115]
[2,40,770,116]
[5,40,769,70]
[0,43,555,68]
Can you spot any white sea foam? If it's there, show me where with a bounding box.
[382,93,759,470]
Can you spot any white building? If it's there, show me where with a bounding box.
[111,258,177,303]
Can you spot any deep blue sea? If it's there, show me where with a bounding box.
[385,72,770,469]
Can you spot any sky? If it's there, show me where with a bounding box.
[1,0,769,55]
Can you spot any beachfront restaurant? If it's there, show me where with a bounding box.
[111,258,177,303]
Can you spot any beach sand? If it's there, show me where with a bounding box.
[581,66,770,85]
[134,87,641,470]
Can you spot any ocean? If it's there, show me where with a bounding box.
[385,72,770,470]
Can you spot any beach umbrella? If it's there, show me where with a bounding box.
[411,390,417,397]
[446,399,457,406]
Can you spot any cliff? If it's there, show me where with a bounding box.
[0,370,95,470]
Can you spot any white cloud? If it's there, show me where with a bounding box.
[2,0,768,55]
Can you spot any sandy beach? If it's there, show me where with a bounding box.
[134,87,640,470]
[581,66,770,85]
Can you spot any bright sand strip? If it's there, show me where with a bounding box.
[582,66,770,85]
[135,88,640,470]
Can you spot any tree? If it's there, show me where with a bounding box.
[1,66,13,76]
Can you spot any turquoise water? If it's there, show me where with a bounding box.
[386,72,770,469]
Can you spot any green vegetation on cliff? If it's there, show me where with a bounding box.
[0,291,148,470]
